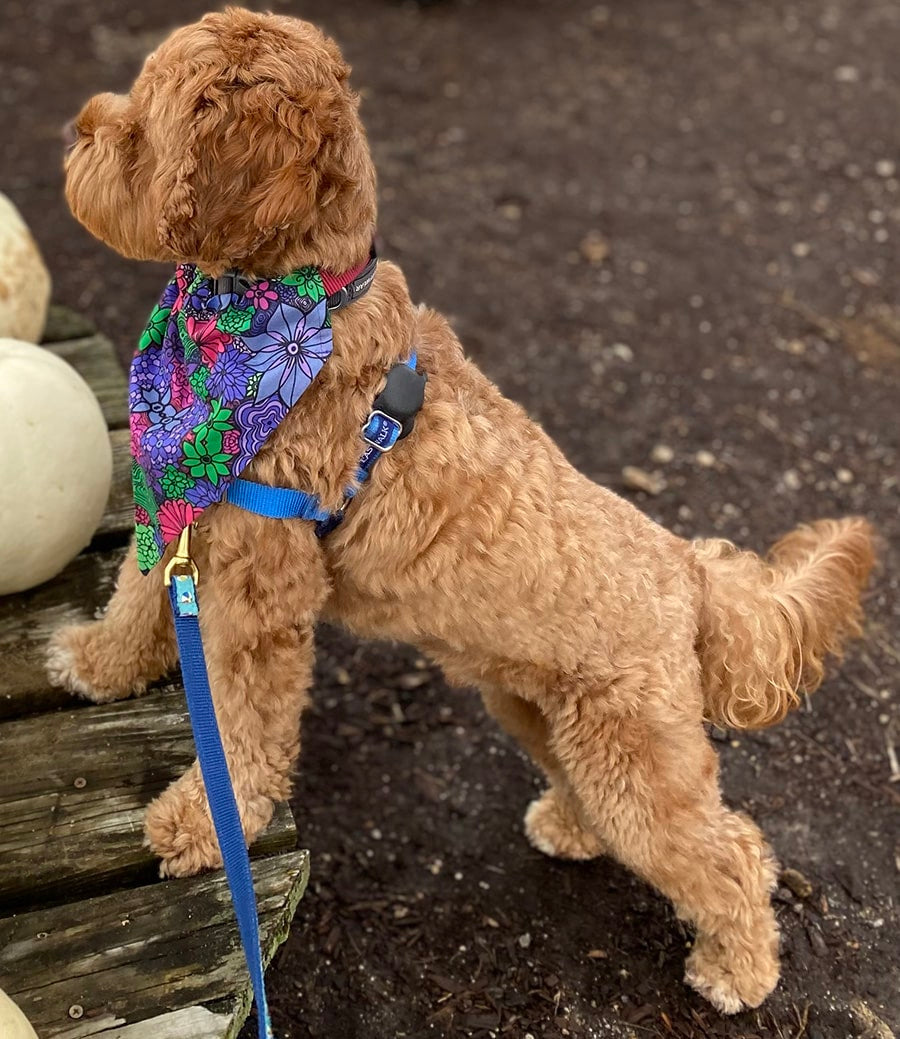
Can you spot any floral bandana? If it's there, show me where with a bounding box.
[130,264,333,573]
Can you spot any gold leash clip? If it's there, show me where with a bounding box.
[163,524,200,587]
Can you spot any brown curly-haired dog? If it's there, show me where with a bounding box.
[48,8,875,1014]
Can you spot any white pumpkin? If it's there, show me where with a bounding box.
[0,193,51,343]
[0,989,38,1038]
[0,339,112,595]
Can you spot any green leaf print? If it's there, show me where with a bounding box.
[135,524,159,571]
[282,266,326,302]
[138,304,171,352]
[131,462,158,521]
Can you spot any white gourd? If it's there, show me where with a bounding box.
[0,193,51,343]
[0,990,39,1039]
[0,338,112,595]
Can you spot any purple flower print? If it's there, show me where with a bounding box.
[141,425,182,469]
[189,281,213,312]
[185,478,224,508]
[232,396,288,470]
[130,261,332,573]
[131,349,161,390]
[242,299,332,408]
[161,279,180,309]
[207,344,252,402]
[133,385,176,425]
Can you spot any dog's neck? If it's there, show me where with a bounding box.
[217,227,377,283]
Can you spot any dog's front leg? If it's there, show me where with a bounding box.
[47,537,178,702]
[145,511,328,878]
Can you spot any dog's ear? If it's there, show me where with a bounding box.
[155,73,359,268]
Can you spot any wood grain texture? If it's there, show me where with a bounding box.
[72,1006,233,1039]
[96,430,134,538]
[41,306,96,345]
[89,1006,232,1039]
[0,687,298,910]
[0,851,309,1039]
[0,549,127,721]
[43,334,128,430]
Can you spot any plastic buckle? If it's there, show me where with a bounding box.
[326,284,351,311]
[362,410,402,453]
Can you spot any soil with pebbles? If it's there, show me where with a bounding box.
[3,0,898,1036]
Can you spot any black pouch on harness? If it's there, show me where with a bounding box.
[373,361,427,439]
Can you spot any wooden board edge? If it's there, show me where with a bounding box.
[56,1005,233,1039]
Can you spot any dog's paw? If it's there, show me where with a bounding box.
[524,788,605,861]
[145,773,275,879]
[46,623,147,703]
[685,934,779,1014]
[145,783,223,878]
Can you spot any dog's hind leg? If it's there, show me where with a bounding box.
[46,536,178,702]
[549,677,780,1014]
[144,511,328,877]
[481,687,605,861]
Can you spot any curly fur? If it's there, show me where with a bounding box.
[53,7,876,1014]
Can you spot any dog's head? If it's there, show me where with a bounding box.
[65,8,376,275]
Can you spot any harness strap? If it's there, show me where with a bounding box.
[225,351,424,537]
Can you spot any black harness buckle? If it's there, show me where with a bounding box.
[211,270,252,299]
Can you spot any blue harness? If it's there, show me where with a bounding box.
[165,352,424,1039]
[225,351,419,534]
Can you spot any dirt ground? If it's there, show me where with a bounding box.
[2,1,898,1037]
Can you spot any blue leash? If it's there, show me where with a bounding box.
[162,351,421,1039]
[165,549,274,1039]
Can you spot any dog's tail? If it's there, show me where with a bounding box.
[693,517,875,730]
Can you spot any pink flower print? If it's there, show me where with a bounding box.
[158,499,198,541]
[245,281,279,311]
[223,429,240,454]
[130,411,150,455]
[134,506,151,526]
[186,315,231,366]
[172,267,191,314]
[170,363,193,410]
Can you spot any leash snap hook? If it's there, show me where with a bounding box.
[163,524,199,588]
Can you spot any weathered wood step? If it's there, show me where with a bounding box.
[42,330,128,431]
[0,548,128,721]
[0,849,309,1038]
[0,688,297,911]
[96,429,134,539]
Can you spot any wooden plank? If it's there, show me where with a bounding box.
[0,548,127,722]
[0,688,298,910]
[87,1006,232,1039]
[41,305,96,345]
[0,850,309,1039]
[43,335,128,430]
[96,430,134,538]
